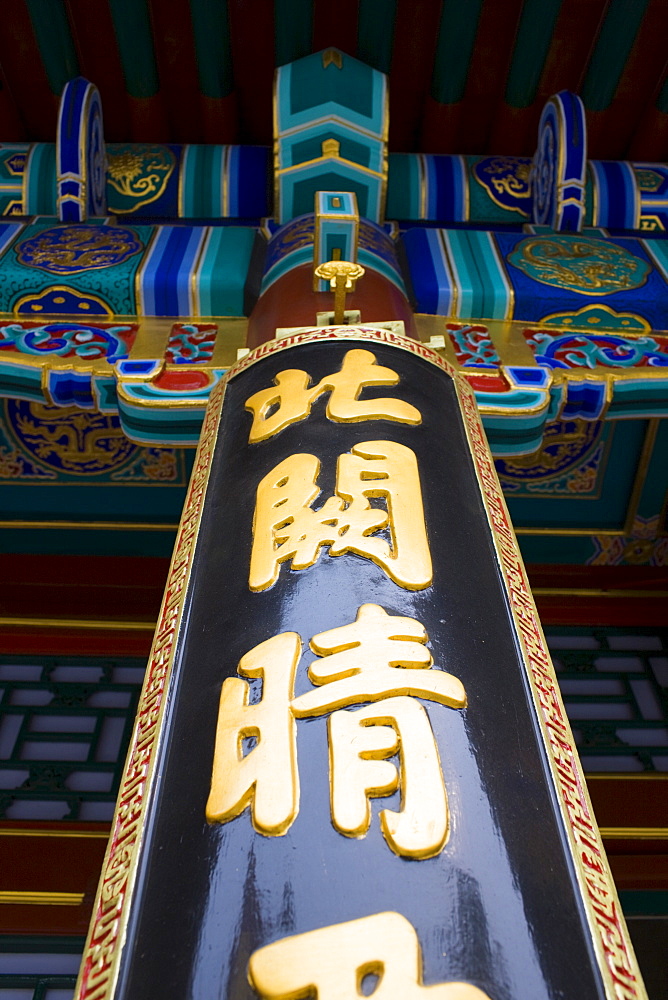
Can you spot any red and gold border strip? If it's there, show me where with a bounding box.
[74,375,227,1000]
[223,323,459,383]
[454,376,647,1000]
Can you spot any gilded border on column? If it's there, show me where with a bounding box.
[73,374,228,1000]
[453,374,647,1000]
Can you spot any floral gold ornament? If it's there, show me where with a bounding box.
[472,156,532,216]
[508,235,650,294]
[106,143,176,214]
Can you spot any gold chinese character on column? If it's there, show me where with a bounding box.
[250,441,432,591]
[248,911,493,999]
[293,604,465,859]
[245,348,421,443]
[205,631,301,835]
[207,604,466,858]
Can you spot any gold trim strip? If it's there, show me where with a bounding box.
[133,227,161,318]
[587,773,668,781]
[600,828,668,840]
[278,112,386,143]
[0,891,84,906]
[222,144,230,218]
[177,144,188,219]
[21,143,34,214]
[75,374,228,1000]
[437,230,459,318]
[453,373,647,999]
[9,825,667,841]
[418,153,427,220]
[276,155,385,181]
[0,828,109,839]
[0,617,156,631]
[8,826,666,841]
[189,226,210,318]
[624,419,659,536]
[487,234,515,321]
[531,588,668,599]
[514,527,624,537]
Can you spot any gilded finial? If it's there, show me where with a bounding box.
[314,260,365,324]
[321,138,341,158]
[322,48,343,70]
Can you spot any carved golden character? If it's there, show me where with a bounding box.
[328,697,449,858]
[250,441,432,591]
[244,348,421,443]
[207,605,466,857]
[292,604,465,715]
[248,911,493,999]
[206,631,301,835]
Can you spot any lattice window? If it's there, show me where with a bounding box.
[0,974,77,999]
[0,657,144,821]
[0,939,81,1000]
[1,632,667,823]
[546,628,668,772]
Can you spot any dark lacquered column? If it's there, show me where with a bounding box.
[75,327,646,1000]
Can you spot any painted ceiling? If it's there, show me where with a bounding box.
[0,396,665,569]
[0,0,666,160]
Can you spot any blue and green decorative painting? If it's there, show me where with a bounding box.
[0,399,192,487]
[0,219,256,318]
[0,220,149,316]
[499,232,667,328]
[404,228,668,331]
[275,49,388,223]
[497,418,647,530]
[497,419,612,499]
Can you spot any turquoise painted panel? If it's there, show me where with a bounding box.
[0,221,256,319]
[279,164,383,223]
[278,51,386,134]
[197,227,256,316]
[25,144,57,216]
[280,125,384,173]
[275,49,388,224]
[0,220,151,316]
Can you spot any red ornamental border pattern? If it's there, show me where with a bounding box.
[226,325,459,383]
[74,376,227,1000]
[457,378,644,1000]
